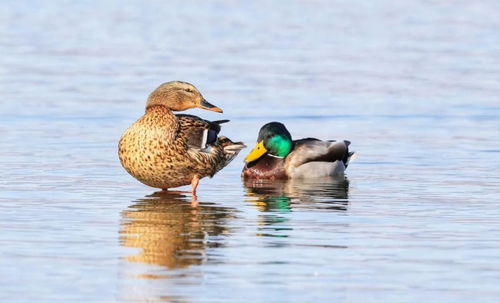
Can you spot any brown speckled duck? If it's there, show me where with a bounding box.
[118,81,245,195]
[242,122,356,180]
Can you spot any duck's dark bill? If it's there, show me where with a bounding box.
[244,141,267,162]
[200,99,223,113]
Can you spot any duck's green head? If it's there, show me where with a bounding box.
[244,122,293,163]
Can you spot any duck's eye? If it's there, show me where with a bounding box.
[185,88,194,93]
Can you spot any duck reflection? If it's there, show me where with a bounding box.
[120,192,234,270]
[244,177,349,239]
[244,177,350,212]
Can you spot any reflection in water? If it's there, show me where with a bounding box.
[120,192,234,271]
[244,177,350,211]
[244,178,350,238]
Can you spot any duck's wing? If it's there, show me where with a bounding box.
[176,115,245,177]
[176,114,229,150]
[287,138,353,168]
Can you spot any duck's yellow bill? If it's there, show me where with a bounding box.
[244,141,267,163]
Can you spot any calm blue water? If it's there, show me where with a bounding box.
[1,1,500,302]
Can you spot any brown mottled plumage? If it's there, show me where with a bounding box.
[118,81,245,195]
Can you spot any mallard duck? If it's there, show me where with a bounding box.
[242,122,355,179]
[118,81,245,195]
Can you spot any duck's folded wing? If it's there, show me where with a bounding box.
[176,114,229,149]
[288,138,351,167]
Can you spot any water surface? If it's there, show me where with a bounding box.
[1,1,500,302]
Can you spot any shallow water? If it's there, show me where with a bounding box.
[1,0,500,302]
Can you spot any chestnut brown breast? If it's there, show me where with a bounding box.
[242,155,287,180]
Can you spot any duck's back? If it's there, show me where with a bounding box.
[285,139,353,178]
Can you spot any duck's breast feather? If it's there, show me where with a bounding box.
[242,155,287,179]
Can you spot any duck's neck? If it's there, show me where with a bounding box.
[145,104,172,113]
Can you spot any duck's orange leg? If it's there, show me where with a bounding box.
[191,175,200,196]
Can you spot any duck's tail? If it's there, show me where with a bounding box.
[218,136,247,170]
[340,140,356,168]
[346,151,357,167]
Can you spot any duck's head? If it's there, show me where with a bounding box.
[146,81,223,113]
[244,122,293,163]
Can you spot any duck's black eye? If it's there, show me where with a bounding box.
[185,88,194,93]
